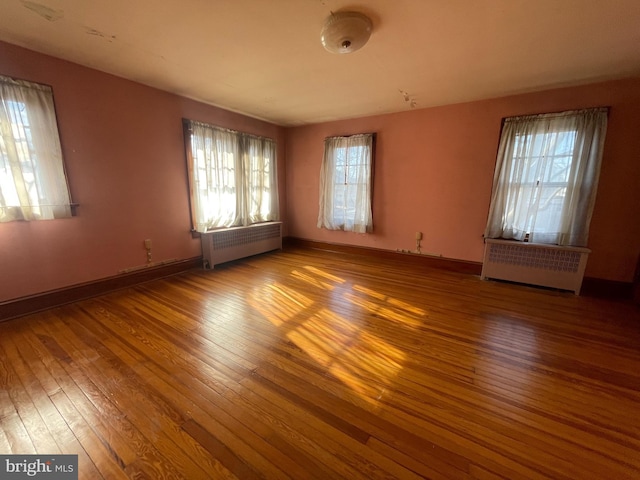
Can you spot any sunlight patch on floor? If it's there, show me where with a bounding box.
[302,265,346,284]
[246,264,415,404]
[247,282,313,326]
[286,308,406,405]
[345,292,425,328]
[350,284,427,327]
[290,269,335,290]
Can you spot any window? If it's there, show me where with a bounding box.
[318,133,374,233]
[484,108,608,246]
[0,75,72,222]
[184,120,278,232]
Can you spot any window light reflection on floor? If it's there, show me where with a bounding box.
[247,281,314,327]
[286,308,405,405]
[245,265,430,405]
[291,269,335,290]
[344,292,425,328]
[302,265,347,284]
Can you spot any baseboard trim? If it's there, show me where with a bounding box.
[0,256,203,322]
[284,237,635,300]
[3,242,632,322]
[284,237,483,276]
[581,277,634,300]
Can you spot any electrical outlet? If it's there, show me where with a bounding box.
[415,231,423,241]
[144,239,152,249]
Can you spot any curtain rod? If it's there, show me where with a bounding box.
[504,107,609,122]
[324,132,376,140]
[0,75,53,92]
[184,118,275,143]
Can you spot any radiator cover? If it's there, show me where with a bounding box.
[201,221,282,269]
[481,239,590,294]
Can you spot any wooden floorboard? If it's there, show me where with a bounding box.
[1,246,639,479]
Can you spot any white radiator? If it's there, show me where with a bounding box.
[200,221,282,269]
[481,239,590,295]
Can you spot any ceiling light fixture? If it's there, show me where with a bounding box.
[321,11,372,54]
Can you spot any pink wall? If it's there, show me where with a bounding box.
[286,78,640,283]
[1,40,638,302]
[0,41,287,302]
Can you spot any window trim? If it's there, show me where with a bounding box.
[484,107,608,246]
[317,132,376,233]
[183,118,279,233]
[0,74,75,222]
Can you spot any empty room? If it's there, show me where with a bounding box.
[0,1,639,479]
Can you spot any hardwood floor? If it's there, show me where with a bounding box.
[1,246,639,479]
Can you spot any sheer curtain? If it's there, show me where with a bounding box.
[0,75,71,222]
[318,133,373,233]
[242,135,278,225]
[484,108,608,246]
[188,122,241,231]
[186,120,278,232]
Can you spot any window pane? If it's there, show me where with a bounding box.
[187,121,277,231]
[485,108,607,246]
[0,76,71,221]
[319,134,373,233]
[507,128,578,236]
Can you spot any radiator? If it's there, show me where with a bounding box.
[200,221,282,269]
[480,239,590,295]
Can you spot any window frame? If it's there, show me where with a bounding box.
[485,108,608,246]
[317,132,375,233]
[183,119,279,233]
[0,74,74,222]
[506,127,578,236]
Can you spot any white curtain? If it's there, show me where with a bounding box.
[0,75,71,222]
[318,133,373,233]
[484,108,607,246]
[186,121,278,232]
[243,135,278,225]
[189,123,241,230]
